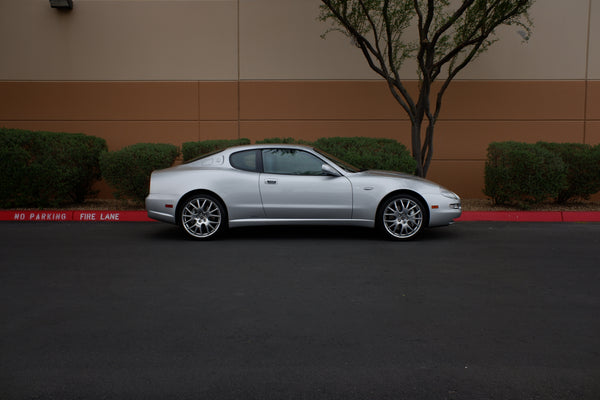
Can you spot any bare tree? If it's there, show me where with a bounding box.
[320,0,534,177]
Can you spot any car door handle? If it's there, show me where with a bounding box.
[265,179,277,185]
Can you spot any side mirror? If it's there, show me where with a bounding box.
[322,164,341,177]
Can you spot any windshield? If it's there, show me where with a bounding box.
[314,148,362,173]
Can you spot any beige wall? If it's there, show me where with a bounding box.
[1,0,598,80]
[589,0,600,79]
[0,0,238,80]
[1,1,599,198]
[241,0,594,80]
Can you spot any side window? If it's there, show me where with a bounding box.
[230,150,259,172]
[262,149,324,175]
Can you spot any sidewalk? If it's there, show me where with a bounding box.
[1,210,599,222]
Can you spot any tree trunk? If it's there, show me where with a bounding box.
[422,123,435,177]
[410,121,424,177]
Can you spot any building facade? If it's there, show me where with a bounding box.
[1,0,599,198]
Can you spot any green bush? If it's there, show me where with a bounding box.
[100,143,179,204]
[0,128,107,208]
[537,142,600,203]
[182,139,250,161]
[484,142,568,207]
[311,137,416,174]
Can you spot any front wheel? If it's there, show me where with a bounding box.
[377,194,426,241]
[179,194,227,240]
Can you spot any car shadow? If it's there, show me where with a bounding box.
[146,223,457,242]
[227,225,376,241]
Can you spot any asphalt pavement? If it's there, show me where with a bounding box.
[1,222,599,399]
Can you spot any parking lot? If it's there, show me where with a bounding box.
[1,221,599,399]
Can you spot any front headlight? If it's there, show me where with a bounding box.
[440,188,460,200]
[440,188,461,209]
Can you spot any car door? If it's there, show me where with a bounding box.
[259,148,352,219]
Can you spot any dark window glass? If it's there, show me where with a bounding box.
[230,150,258,172]
[262,149,324,175]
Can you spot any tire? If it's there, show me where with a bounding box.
[377,194,426,241]
[178,194,227,240]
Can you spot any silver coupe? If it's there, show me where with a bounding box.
[146,144,461,240]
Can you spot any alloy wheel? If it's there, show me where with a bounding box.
[180,196,223,239]
[382,196,424,240]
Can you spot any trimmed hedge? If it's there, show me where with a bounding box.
[0,128,107,208]
[100,143,179,204]
[536,142,600,203]
[484,142,568,207]
[182,139,250,162]
[312,137,417,174]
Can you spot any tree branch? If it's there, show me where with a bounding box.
[433,0,530,70]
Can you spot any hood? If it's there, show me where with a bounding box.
[356,170,432,184]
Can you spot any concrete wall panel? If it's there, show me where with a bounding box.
[0,0,238,80]
[199,121,239,141]
[427,161,486,199]
[440,81,586,120]
[0,82,199,121]
[199,81,239,121]
[586,80,600,120]
[240,81,407,120]
[461,0,590,80]
[240,0,591,81]
[586,122,600,145]
[434,121,586,160]
[239,0,378,80]
[239,80,585,121]
[588,0,600,79]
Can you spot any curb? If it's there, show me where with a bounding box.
[0,210,154,222]
[456,211,600,223]
[1,210,600,223]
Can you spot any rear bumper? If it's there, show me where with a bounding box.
[145,194,177,224]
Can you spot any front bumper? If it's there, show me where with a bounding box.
[427,195,462,227]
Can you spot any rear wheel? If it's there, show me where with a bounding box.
[377,194,426,240]
[179,194,226,240]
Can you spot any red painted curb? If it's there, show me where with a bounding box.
[1,210,599,223]
[72,210,154,222]
[457,211,564,222]
[0,210,154,222]
[561,211,600,222]
[1,210,73,221]
[457,211,600,222]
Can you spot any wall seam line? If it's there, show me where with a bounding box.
[237,0,241,139]
[583,0,593,143]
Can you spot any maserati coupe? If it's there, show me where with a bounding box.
[146,144,461,240]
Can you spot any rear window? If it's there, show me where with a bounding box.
[230,150,259,172]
